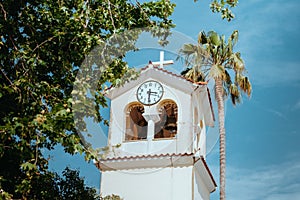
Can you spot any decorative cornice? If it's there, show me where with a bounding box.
[95,153,216,193]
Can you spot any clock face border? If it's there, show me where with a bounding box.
[136,80,164,106]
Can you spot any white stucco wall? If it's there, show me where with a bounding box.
[101,165,212,200]
[194,167,211,200]
[101,167,193,200]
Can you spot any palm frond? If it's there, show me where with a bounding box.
[208,64,224,79]
[181,67,192,76]
[227,52,244,72]
[181,65,205,82]
[179,44,198,55]
[198,31,208,44]
[230,30,239,46]
[229,83,241,105]
[208,31,221,46]
[223,70,232,85]
[227,37,233,57]
[238,76,252,97]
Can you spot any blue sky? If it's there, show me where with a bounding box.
[49,1,300,199]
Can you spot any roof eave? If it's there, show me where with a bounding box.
[104,65,208,100]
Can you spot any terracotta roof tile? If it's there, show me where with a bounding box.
[141,65,208,85]
[100,152,194,162]
[104,64,208,94]
[96,153,216,190]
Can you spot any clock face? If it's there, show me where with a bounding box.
[136,80,164,106]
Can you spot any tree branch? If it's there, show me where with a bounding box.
[107,0,116,32]
[0,67,13,85]
[9,36,18,51]
[34,133,39,166]
[32,36,56,53]
[0,3,7,21]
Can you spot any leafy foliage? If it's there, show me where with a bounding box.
[0,166,122,199]
[0,167,99,200]
[100,194,122,200]
[0,0,175,198]
[58,167,98,200]
[194,0,239,21]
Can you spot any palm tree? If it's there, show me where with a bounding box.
[178,30,252,200]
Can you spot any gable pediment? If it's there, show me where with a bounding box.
[105,65,207,100]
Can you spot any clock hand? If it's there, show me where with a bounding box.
[149,91,160,97]
[147,89,151,103]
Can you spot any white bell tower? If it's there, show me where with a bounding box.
[96,52,216,200]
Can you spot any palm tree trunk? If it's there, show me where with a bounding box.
[215,77,226,200]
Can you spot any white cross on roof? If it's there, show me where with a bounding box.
[151,51,174,68]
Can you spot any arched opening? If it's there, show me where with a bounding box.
[125,103,148,141]
[154,100,178,139]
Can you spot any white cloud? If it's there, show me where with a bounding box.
[234,1,300,87]
[210,159,300,200]
[266,108,288,120]
[231,163,300,200]
[247,60,300,87]
[238,1,300,35]
[294,100,300,110]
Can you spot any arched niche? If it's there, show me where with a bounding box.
[125,102,148,141]
[154,100,178,139]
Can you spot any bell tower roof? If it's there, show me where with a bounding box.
[105,64,214,127]
[105,64,207,99]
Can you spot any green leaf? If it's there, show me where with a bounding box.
[21,162,37,171]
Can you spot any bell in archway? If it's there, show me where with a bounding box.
[164,115,177,132]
